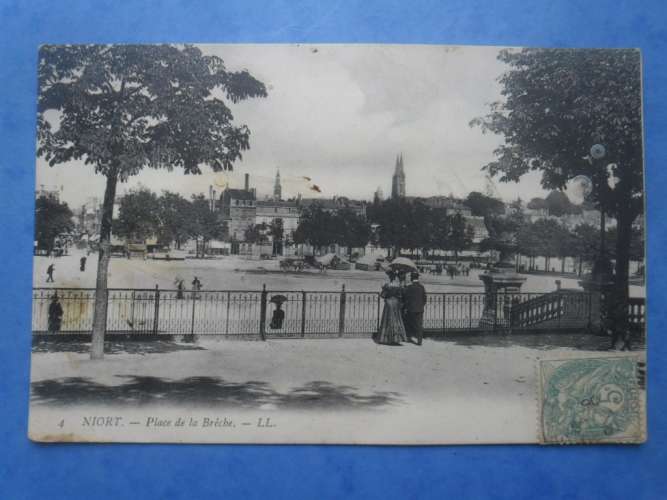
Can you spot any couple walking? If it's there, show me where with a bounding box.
[373,270,427,346]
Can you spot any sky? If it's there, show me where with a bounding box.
[35,44,549,208]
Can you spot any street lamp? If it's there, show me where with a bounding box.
[588,144,614,284]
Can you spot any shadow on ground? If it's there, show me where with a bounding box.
[432,333,645,352]
[32,339,205,355]
[31,376,402,410]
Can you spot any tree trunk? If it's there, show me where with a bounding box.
[90,171,118,360]
[561,256,565,274]
[611,208,634,348]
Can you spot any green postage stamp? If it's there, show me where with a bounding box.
[538,356,645,444]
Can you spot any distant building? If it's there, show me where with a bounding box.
[373,186,384,204]
[422,196,473,217]
[391,154,406,199]
[256,199,300,239]
[219,173,256,241]
[75,196,103,236]
[524,207,613,230]
[298,196,367,218]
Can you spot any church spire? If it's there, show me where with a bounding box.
[273,168,282,201]
[391,153,406,199]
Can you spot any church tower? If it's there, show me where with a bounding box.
[273,169,282,201]
[391,153,406,199]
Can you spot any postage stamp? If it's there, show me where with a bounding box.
[538,356,645,444]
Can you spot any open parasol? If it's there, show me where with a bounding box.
[269,294,288,305]
[387,257,418,273]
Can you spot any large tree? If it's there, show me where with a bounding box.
[34,195,74,254]
[335,209,372,258]
[112,188,160,242]
[464,191,505,217]
[37,45,266,358]
[157,191,193,249]
[293,204,335,252]
[445,213,474,262]
[367,199,417,257]
[471,48,643,334]
[190,194,226,258]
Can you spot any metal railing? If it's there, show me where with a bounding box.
[32,286,605,339]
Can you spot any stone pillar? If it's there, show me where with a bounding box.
[479,263,526,330]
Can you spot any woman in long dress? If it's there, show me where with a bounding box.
[373,271,407,345]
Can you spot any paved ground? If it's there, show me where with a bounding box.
[28,335,644,444]
[34,249,646,296]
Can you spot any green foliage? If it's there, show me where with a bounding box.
[270,218,284,242]
[446,213,474,258]
[37,45,268,179]
[294,205,371,252]
[34,196,74,251]
[112,188,160,241]
[245,223,269,244]
[369,199,475,256]
[36,44,267,358]
[471,48,643,299]
[471,48,642,220]
[336,209,372,252]
[190,194,225,252]
[293,204,334,249]
[157,191,193,249]
[464,191,505,217]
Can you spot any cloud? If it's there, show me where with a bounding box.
[36,44,549,207]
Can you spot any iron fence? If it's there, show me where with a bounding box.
[31,286,613,339]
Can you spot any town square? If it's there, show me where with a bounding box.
[29,44,646,445]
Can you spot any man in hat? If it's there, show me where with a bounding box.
[403,272,427,345]
[48,293,64,334]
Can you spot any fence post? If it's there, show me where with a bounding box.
[130,290,136,331]
[376,293,381,332]
[338,284,346,337]
[259,284,267,341]
[225,291,231,335]
[442,294,446,334]
[468,294,473,330]
[189,288,197,338]
[301,290,306,338]
[152,285,160,335]
[493,291,498,333]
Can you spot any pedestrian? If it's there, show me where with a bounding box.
[372,270,407,346]
[176,278,185,299]
[80,256,87,272]
[403,272,427,346]
[46,263,55,283]
[48,293,64,334]
[192,276,202,299]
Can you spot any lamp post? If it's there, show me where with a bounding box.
[588,144,614,284]
[573,144,616,337]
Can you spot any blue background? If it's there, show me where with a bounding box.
[1,1,665,498]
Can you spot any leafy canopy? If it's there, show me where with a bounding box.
[471,48,643,219]
[34,196,74,249]
[38,44,267,180]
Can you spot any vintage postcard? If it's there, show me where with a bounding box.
[29,44,646,444]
